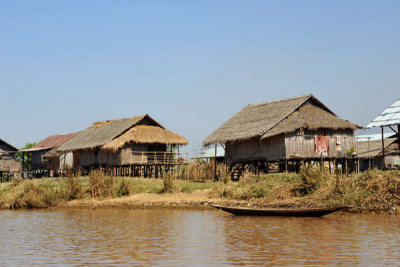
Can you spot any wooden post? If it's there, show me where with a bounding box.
[381,126,385,169]
[333,159,336,174]
[328,160,331,174]
[21,152,25,178]
[398,124,400,153]
[214,144,217,181]
[367,137,371,170]
[320,157,323,172]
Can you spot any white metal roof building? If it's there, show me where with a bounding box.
[366,99,400,128]
[356,133,396,142]
[364,98,400,169]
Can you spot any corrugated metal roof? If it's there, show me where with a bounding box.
[21,132,77,152]
[355,133,396,141]
[201,146,225,158]
[356,137,397,158]
[0,139,18,152]
[366,99,400,128]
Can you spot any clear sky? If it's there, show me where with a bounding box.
[1,0,399,155]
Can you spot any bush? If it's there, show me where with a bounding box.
[299,165,327,193]
[65,170,82,200]
[116,178,131,197]
[89,170,114,198]
[6,180,62,209]
[162,171,175,193]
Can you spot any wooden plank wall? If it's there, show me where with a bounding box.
[79,149,115,166]
[225,134,286,163]
[225,129,356,162]
[285,129,356,159]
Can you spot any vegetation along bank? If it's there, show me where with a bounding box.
[0,169,399,214]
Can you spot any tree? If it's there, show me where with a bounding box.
[15,142,37,171]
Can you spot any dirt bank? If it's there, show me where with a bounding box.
[60,189,247,209]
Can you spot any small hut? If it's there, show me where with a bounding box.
[0,139,19,178]
[356,133,400,170]
[203,94,360,174]
[57,114,188,177]
[20,133,77,177]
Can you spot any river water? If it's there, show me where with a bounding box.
[0,208,399,266]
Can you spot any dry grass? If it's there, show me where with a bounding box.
[211,171,300,200]
[212,168,400,213]
[0,168,399,213]
[176,160,229,181]
[0,170,214,209]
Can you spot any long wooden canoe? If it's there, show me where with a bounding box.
[211,204,343,217]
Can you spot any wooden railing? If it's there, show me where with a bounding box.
[131,151,187,164]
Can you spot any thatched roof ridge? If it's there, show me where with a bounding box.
[203,94,360,146]
[58,115,153,151]
[102,125,188,151]
[356,138,397,158]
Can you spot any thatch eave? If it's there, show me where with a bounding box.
[102,125,188,152]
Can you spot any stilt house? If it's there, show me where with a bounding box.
[20,133,77,176]
[203,95,360,172]
[356,133,400,170]
[0,139,19,177]
[57,114,188,176]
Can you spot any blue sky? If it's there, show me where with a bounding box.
[1,0,399,155]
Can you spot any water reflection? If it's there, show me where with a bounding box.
[0,209,398,265]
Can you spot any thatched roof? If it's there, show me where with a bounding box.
[262,104,360,139]
[203,94,361,145]
[102,125,188,151]
[21,132,77,152]
[356,138,397,158]
[58,114,186,151]
[43,147,63,158]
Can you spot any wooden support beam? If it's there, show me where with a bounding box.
[388,125,398,134]
[381,126,386,169]
[398,124,400,152]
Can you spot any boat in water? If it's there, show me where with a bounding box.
[211,204,344,217]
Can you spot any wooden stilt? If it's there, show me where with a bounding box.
[381,126,385,170]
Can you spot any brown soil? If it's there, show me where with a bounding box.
[59,189,249,209]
